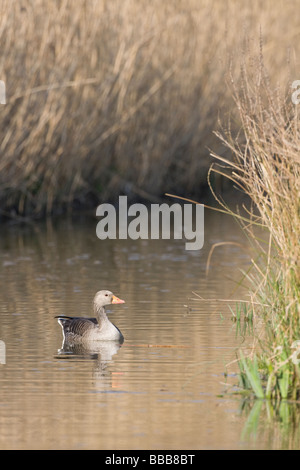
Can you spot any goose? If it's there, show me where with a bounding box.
[55,290,125,343]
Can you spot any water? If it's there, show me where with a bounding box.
[0,211,299,450]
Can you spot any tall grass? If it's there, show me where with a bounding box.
[0,0,300,217]
[210,48,300,399]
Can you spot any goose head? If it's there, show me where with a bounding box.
[94,290,125,310]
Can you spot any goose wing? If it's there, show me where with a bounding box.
[55,316,98,337]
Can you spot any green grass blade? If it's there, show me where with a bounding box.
[240,351,265,399]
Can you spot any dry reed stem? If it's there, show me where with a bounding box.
[1,0,300,216]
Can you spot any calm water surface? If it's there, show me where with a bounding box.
[0,211,299,449]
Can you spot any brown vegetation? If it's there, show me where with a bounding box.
[211,48,300,399]
[0,0,299,217]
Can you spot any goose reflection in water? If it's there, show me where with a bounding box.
[56,337,122,361]
[55,339,123,390]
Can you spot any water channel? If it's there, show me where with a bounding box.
[0,210,299,449]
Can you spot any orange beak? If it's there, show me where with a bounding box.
[111,295,125,304]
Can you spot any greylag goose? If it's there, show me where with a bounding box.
[55,290,125,342]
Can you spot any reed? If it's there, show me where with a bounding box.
[1,0,300,217]
[211,47,300,399]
